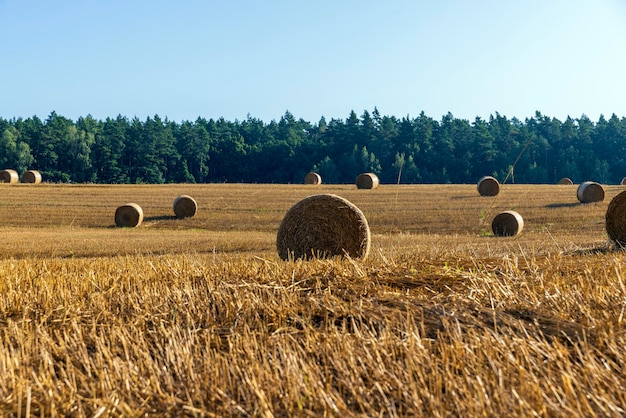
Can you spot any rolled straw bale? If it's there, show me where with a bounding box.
[491,210,524,237]
[621,177,626,186]
[606,191,626,247]
[21,170,42,184]
[173,195,197,218]
[577,181,604,203]
[115,203,144,227]
[477,176,500,196]
[276,194,371,260]
[356,172,379,189]
[558,177,574,185]
[0,169,18,184]
[304,172,322,185]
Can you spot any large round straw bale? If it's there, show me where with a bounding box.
[276,194,371,260]
[477,176,500,196]
[173,195,197,218]
[606,191,626,247]
[21,170,42,184]
[558,177,574,185]
[0,169,19,184]
[356,172,379,189]
[620,177,626,186]
[115,203,144,227]
[304,172,322,185]
[491,210,524,237]
[577,181,604,203]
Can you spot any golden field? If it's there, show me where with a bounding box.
[0,182,625,416]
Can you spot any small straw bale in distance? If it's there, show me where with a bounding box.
[621,177,626,186]
[605,190,626,247]
[21,169,42,184]
[304,172,322,185]
[356,172,379,189]
[558,177,574,185]
[477,175,500,196]
[276,193,371,260]
[115,203,144,227]
[173,195,197,218]
[577,181,605,203]
[491,210,524,237]
[0,169,19,183]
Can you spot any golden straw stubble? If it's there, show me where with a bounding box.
[491,210,524,237]
[276,194,371,260]
[173,195,197,218]
[115,203,144,227]
[606,191,626,246]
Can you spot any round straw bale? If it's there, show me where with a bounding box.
[276,194,371,260]
[621,177,626,186]
[558,177,573,185]
[491,210,524,237]
[21,170,42,184]
[577,181,604,203]
[115,203,144,227]
[477,176,500,196]
[356,172,379,189]
[173,195,197,218]
[304,172,322,185]
[0,169,19,184]
[606,191,626,247]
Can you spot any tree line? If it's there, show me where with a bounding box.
[1,109,625,185]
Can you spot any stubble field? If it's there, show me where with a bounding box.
[0,182,625,416]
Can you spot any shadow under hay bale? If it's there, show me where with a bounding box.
[173,195,197,218]
[356,172,379,189]
[115,203,144,227]
[304,172,322,185]
[21,169,42,184]
[276,194,371,260]
[477,176,499,196]
[606,191,626,247]
[0,169,18,184]
[577,181,604,203]
[491,210,524,237]
[558,177,574,185]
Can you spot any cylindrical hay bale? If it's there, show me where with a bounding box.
[356,172,379,189]
[115,203,144,227]
[620,177,626,186]
[491,210,524,237]
[173,195,197,218]
[577,181,605,203]
[21,170,42,184]
[477,176,500,196]
[276,194,371,261]
[558,177,574,185]
[606,191,626,247]
[304,172,322,185]
[0,169,19,183]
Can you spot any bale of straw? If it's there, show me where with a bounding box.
[558,177,573,185]
[606,191,626,247]
[21,170,42,184]
[356,172,379,189]
[115,203,144,227]
[477,176,499,196]
[577,181,604,203]
[304,172,322,185]
[276,194,371,260]
[621,177,626,186]
[491,210,524,237]
[173,195,197,218]
[0,169,19,184]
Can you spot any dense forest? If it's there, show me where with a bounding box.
[1,109,625,185]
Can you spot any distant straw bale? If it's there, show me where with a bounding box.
[491,210,524,237]
[0,169,18,184]
[606,191,626,247]
[276,194,370,260]
[577,181,604,203]
[477,176,500,196]
[115,203,144,227]
[22,170,42,184]
[558,177,574,185]
[621,177,626,186]
[356,172,379,189]
[173,195,197,218]
[304,172,322,185]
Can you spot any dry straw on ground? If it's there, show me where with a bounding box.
[558,177,574,185]
[356,172,379,189]
[114,203,144,227]
[0,169,18,183]
[577,181,605,203]
[491,210,524,237]
[606,190,626,247]
[304,172,322,185]
[276,193,370,260]
[173,195,197,218]
[477,176,500,196]
[21,169,42,184]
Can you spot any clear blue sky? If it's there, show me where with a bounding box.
[1,1,625,124]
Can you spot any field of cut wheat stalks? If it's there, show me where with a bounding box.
[0,182,625,416]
